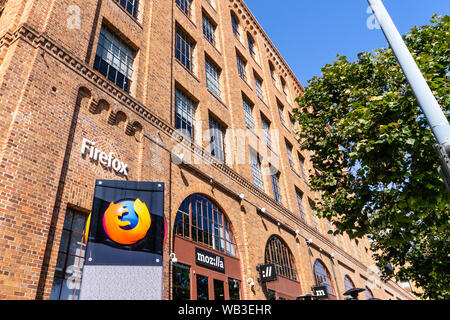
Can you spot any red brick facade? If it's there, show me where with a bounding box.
[0,0,416,300]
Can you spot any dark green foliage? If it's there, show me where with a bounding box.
[293,15,450,299]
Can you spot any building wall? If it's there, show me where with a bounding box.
[0,0,416,300]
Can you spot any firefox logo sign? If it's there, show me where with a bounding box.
[102,198,151,245]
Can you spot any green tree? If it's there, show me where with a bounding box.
[293,15,449,299]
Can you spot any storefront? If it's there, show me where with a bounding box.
[172,194,242,300]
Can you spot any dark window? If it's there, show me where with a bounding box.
[254,73,264,100]
[344,275,355,292]
[94,27,135,92]
[209,116,225,163]
[176,0,192,19]
[261,115,271,148]
[50,209,88,300]
[365,286,374,300]
[265,235,297,281]
[174,87,196,139]
[296,189,305,221]
[114,0,138,17]
[203,14,216,46]
[243,96,255,130]
[173,263,191,300]
[228,278,241,300]
[313,260,335,296]
[250,148,264,190]
[231,12,240,39]
[175,25,195,71]
[248,33,257,60]
[197,275,209,300]
[271,172,283,204]
[205,57,221,97]
[236,53,247,81]
[267,289,276,300]
[214,279,225,300]
[174,194,237,256]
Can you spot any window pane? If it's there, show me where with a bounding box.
[213,279,225,300]
[50,209,88,300]
[173,263,191,300]
[197,275,209,300]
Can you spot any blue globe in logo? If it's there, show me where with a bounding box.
[118,200,139,230]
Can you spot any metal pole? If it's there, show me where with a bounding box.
[367,0,450,190]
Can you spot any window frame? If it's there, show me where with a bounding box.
[205,56,222,98]
[174,87,197,139]
[175,24,195,72]
[265,235,298,281]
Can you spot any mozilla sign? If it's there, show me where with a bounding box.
[81,138,128,176]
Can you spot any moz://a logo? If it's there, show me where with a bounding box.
[81,138,129,176]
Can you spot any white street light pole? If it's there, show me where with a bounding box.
[367,0,450,191]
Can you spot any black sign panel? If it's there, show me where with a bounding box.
[313,285,329,299]
[85,180,165,266]
[259,263,277,283]
[195,247,225,273]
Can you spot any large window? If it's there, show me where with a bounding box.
[286,142,296,172]
[236,52,247,81]
[344,275,355,292]
[50,209,88,300]
[94,26,135,92]
[173,263,191,300]
[254,73,265,101]
[295,189,305,221]
[247,33,257,61]
[203,13,216,46]
[205,57,221,97]
[231,12,240,40]
[176,0,192,19]
[174,87,196,139]
[114,0,138,17]
[278,101,286,125]
[261,116,272,148]
[265,235,297,281]
[243,96,255,130]
[209,116,225,163]
[175,25,195,72]
[271,172,283,204]
[313,260,335,296]
[365,286,374,300]
[250,148,264,190]
[174,194,236,256]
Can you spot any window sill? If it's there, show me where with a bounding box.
[203,35,222,56]
[175,59,200,83]
[207,88,227,109]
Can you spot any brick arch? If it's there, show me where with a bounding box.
[172,192,241,258]
[126,120,144,141]
[264,234,298,281]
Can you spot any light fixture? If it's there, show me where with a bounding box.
[172,152,185,164]
[170,253,178,264]
[238,193,245,201]
[295,229,301,236]
[330,253,335,259]
[277,221,281,227]
[247,278,255,287]
[306,238,313,245]
[319,248,323,252]
[260,207,266,214]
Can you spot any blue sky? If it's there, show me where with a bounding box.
[243,0,450,87]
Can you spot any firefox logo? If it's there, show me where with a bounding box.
[102,198,151,245]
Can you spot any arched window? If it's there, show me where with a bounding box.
[313,260,335,296]
[265,235,297,281]
[174,194,236,256]
[365,286,374,299]
[343,275,355,292]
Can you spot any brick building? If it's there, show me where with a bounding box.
[0,0,416,300]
